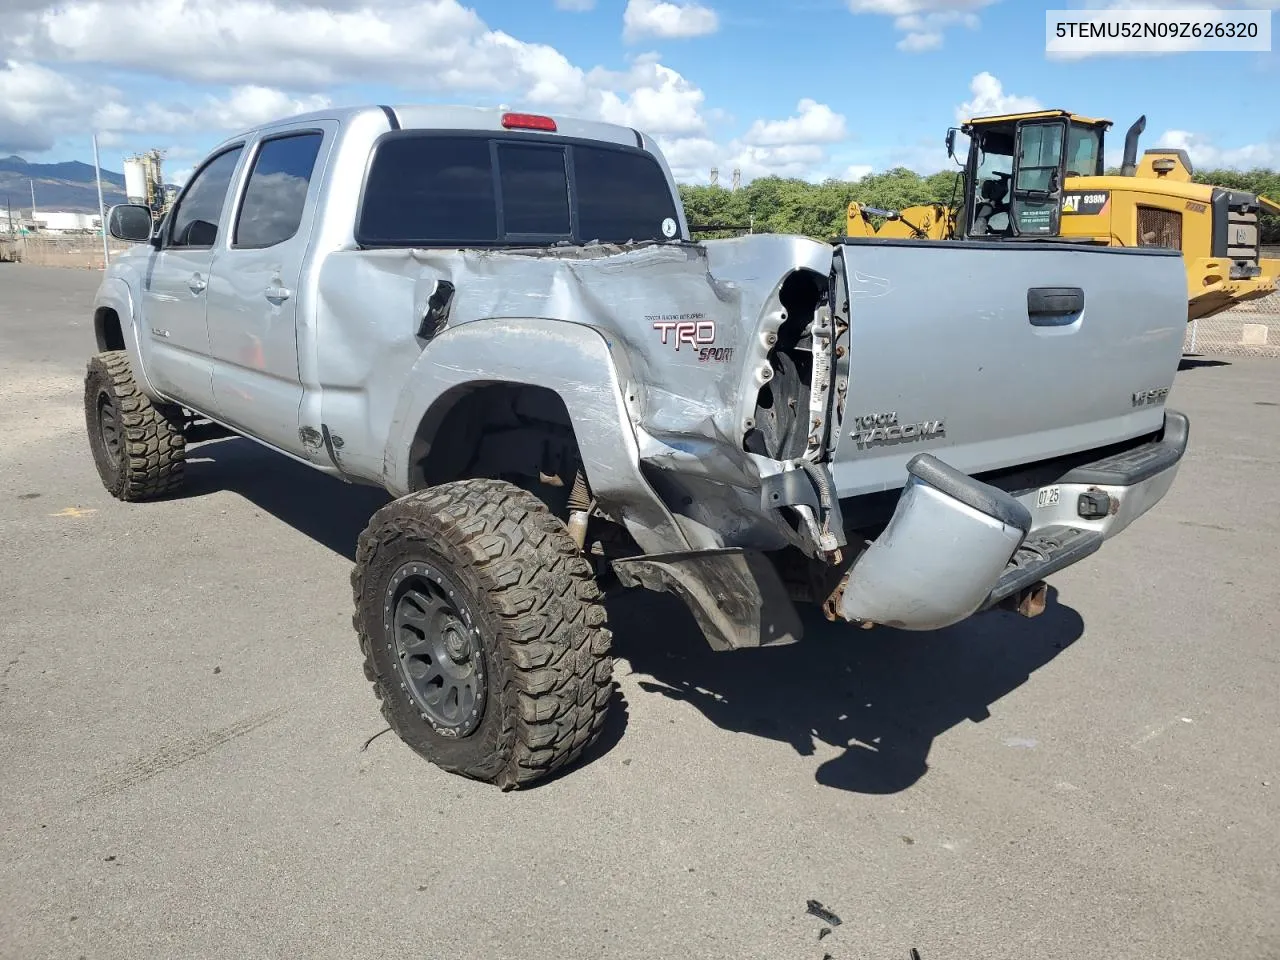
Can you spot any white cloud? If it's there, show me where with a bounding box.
[842,163,874,181]
[1,56,334,155]
[555,0,595,8]
[743,99,847,146]
[1154,129,1280,170]
[955,71,1040,123]
[0,59,98,153]
[622,0,719,41]
[729,143,828,182]
[657,136,722,181]
[2,1,725,159]
[97,86,332,138]
[12,0,586,95]
[846,0,996,51]
[2,0,862,186]
[589,55,709,137]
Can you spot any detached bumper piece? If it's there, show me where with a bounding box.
[833,409,1189,632]
[612,548,804,652]
[835,454,1033,631]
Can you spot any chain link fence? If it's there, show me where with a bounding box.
[1182,245,1280,358]
[1,235,131,269]
[1184,293,1280,358]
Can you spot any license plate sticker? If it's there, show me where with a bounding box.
[1036,485,1061,509]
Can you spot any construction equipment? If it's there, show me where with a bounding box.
[847,109,1280,321]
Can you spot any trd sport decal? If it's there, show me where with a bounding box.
[649,314,735,363]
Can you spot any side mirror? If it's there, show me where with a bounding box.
[945,128,957,160]
[107,204,155,243]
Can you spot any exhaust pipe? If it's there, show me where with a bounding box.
[998,580,1049,619]
[1120,115,1147,177]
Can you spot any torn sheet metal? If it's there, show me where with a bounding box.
[312,234,836,555]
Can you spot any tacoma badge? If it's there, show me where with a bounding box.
[1132,387,1169,406]
[851,412,945,447]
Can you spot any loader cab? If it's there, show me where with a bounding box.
[951,110,1111,240]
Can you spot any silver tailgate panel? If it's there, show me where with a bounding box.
[828,239,1187,498]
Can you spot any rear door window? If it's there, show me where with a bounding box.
[356,133,678,247]
[233,132,324,249]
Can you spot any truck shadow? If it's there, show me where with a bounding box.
[607,587,1084,795]
[1178,356,1231,371]
[181,435,1084,793]
[182,436,392,560]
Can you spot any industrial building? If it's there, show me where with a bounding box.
[123,149,173,215]
[33,211,102,233]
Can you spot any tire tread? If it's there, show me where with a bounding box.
[351,478,612,789]
[84,350,186,500]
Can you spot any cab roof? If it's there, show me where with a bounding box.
[963,109,1112,129]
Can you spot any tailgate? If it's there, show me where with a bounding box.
[826,238,1187,498]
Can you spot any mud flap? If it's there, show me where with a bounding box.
[612,548,804,652]
[836,453,1033,631]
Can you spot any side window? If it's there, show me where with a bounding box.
[168,146,244,249]
[358,136,497,246]
[233,133,324,249]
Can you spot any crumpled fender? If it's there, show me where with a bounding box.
[382,315,692,555]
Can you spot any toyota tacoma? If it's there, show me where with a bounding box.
[84,104,1190,788]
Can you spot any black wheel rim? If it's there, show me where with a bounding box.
[97,390,122,460]
[386,562,486,738]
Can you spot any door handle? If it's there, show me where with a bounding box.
[1027,286,1083,326]
[188,274,207,295]
[264,284,292,303]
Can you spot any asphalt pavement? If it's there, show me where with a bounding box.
[1,262,1277,960]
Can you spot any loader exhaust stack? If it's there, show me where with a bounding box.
[1121,115,1147,177]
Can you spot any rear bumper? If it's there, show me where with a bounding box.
[833,409,1189,631]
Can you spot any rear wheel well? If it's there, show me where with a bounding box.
[408,383,642,563]
[94,307,125,352]
[409,383,585,519]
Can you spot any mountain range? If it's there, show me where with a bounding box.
[1,155,129,214]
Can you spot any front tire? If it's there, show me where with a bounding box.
[352,479,613,789]
[83,350,186,501]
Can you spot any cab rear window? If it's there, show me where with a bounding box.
[356,131,680,248]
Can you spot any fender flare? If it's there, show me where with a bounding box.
[94,275,164,400]
[383,316,691,555]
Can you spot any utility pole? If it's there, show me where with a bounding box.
[29,179,36,218]
[92,133,110,267]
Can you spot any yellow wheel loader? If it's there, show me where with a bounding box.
[847,109,1280,321]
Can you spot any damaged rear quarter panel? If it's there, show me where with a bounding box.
[312,235,834,551]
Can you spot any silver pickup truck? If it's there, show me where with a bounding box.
[86,104,1190,789]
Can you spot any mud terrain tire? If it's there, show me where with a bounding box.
[352,479,613,789]
[84,350,186,500]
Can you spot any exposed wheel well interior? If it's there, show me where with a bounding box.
[744,268,827,461]
[95,307,125,352]
[408,382,585,518]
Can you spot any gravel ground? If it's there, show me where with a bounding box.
[2,263,1277,960]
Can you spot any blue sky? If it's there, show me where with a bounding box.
[1,0,1277,185]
